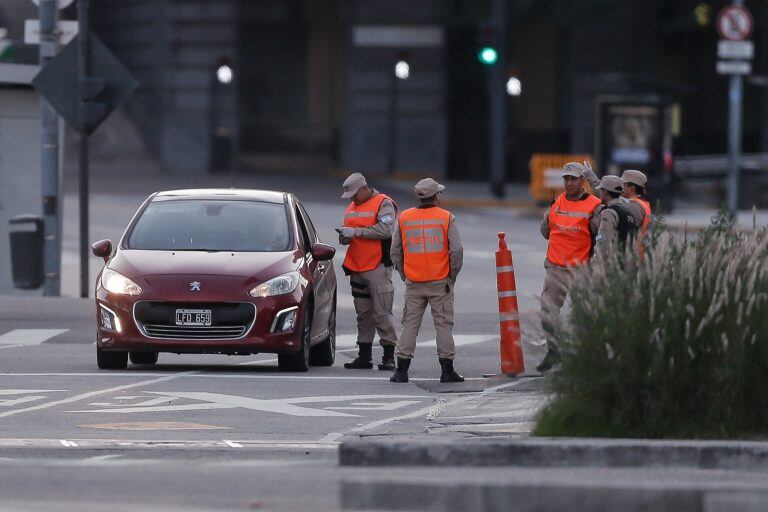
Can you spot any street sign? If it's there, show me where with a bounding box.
[31,34,138,133]
[718,40,754,60]
[24,19,79,45]
[717,4,753,41]
[717,60,752,75]
[29,0,75,9]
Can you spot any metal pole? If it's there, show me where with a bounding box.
[387,64,398,173]
[761,0,768,153]
[726,0,745,216]
[78,0,91,298]
[39,0,61,296]
[727,74,743,215]
[489,0,507,198]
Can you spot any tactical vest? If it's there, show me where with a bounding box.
[606,203,639,247]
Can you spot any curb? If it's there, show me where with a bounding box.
[339,438,768,470]
[340,475,768,512]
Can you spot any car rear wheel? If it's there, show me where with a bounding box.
[129,351,159,365]
[310,297,336,367]
[278,305,311,372]
[97,346,128,370]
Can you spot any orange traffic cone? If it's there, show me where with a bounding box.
[496,232,525,376]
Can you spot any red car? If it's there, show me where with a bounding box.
[91,189,337,371]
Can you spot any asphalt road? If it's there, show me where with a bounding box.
[0,171,549,511]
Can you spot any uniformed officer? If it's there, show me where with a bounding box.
[389,178,464,383]
[337,172,399,371]
[537,163,602,372]
[594,175,638,252]
[583,161,646,229]
[621,169,652,241]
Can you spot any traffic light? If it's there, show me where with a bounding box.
[478,46,498,65]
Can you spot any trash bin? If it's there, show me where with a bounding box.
[8,215,44,290]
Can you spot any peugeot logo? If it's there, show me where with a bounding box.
[189,281,201,292]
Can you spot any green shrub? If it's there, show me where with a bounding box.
[534,213,768,438]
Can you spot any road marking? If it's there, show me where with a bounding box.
[0,329,68,345]
[60,439,78,447]
[320,379,531,442]
[0,389,66,407]
[79,422,231,431]
[324,400,421,411]
[0,372,196,419]
[223,440,243,448]
[0,372,489,382]
[0,344,26,350]
[69,392,427,418]
[0,437,339,451]
[317,432,343,443]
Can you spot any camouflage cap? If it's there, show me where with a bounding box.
[341,172,367,199]
[595,175,624,194]
[621,169,648,187]
[561,162,585,178]
[414,178,445,198]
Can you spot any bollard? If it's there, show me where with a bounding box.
[496,232,525,376]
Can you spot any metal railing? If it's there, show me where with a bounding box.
[674,153,768,178]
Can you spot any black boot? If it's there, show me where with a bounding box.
[344,343,373,369]
[390,357,411,383]
[377,344,396,371]
[536,348,561,373]
[439,358,465,383]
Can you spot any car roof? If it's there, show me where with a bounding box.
[152,189,288,204]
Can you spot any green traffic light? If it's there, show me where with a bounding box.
[478,46,498,65]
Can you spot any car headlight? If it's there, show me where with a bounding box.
[101,268,143,296]
[249,272,300,298]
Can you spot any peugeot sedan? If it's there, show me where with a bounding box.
[91,189,337,371]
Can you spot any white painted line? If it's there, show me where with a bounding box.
[0,372,197,419]
[323,379,529,442]
[0,437,339,451]
[0,344,26,350]
[0,372,489,382]
[317,432,343,443]
[70,392,426,418]
[236,357,278,366]
[223,440,243,448]
[0,329,68,345]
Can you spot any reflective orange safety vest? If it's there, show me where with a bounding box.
[343,193,396,273]
[399,206,451,282]
[547,193,601,267]
[630,197,652,234]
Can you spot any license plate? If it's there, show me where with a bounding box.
[175,309,212,326]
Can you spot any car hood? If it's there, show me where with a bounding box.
[109,249,302,283]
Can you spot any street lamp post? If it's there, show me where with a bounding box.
[387,53,409,173]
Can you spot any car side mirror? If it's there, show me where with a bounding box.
[311,243,335,261]
[91,239,112,262]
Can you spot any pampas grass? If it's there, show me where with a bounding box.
[534,211,768,438]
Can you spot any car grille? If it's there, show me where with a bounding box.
[134,301,255,340]
[141,324,247,339]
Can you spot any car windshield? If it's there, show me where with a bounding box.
[126,199,291,252]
